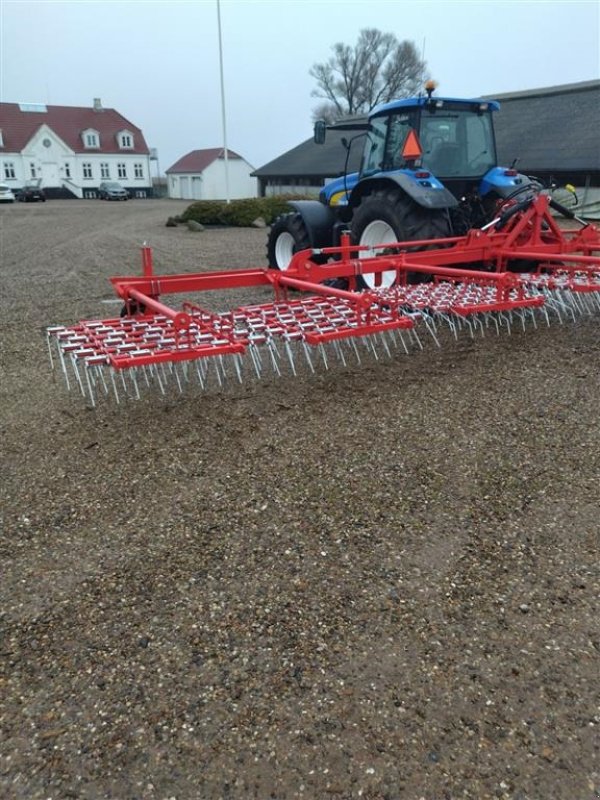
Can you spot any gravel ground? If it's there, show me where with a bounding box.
[0,199,599,800]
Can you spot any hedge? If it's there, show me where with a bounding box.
[180,195,313,227]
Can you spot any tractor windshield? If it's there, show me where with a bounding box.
[420,108,496,178]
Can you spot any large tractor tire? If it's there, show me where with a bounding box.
[351,189,451,289]
[266,212,311,271]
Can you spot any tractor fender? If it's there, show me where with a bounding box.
[479,168,535,198]
[286,200,337,248]
[350,174,458,211]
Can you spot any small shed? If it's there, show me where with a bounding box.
[166,148,257,200]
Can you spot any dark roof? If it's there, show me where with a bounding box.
[253,131,363,179]
[0,102,149,154]
[487,81,600,172]
[166,148,243,174]
[254,81,600,180]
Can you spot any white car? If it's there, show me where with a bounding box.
[0,184,16,203]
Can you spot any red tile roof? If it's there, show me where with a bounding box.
[166,148,243,174]
[0,102,149,154]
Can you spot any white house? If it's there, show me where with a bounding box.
[166,148,257,200]
[0,99,153,198]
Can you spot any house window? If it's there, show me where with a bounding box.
[117,163,127,179]
[100,163,110,179]
[119,133,133,149]
[85,132,99,148]
[64,162,71,178]
[30,163,37,178]
[3,162,16,179]
[134,163,143,179]
[83,163,93,179]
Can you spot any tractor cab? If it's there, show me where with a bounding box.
[364,97,499,197]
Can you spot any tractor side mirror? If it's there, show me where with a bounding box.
[314,120,327,145]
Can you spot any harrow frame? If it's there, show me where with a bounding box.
[47,194,599,404]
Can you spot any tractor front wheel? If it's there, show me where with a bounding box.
[266,212,311,271]
[351,189,451,288]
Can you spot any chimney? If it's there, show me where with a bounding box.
[93,98,103,111]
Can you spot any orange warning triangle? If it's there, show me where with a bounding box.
[402,129,423,160]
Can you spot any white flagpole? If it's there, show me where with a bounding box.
[216,0,230,204]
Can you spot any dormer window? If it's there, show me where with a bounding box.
[118,130,134,149]
[82,129,100,148]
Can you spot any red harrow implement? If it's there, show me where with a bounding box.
[47,194,599,405]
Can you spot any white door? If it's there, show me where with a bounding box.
[41,161,60,188]
[191,176,202,199]
[179,176,189,199]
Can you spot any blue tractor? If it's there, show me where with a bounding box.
[266,83,535,286]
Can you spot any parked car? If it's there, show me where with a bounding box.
[98,182,129,200]
[17,180,46,202]
[0,184,16,203]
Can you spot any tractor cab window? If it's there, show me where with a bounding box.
[384,113,415,170]
[361,111,419,176]
[420,109,496,178]
[361,117,387,176]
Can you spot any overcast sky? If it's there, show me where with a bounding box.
[1,0,598,173]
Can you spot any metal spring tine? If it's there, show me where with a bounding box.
[410,327,424,350]
[573,292,584,313]
[142,365,151,387]
[110,368,120,403]
[211,357,223,387]
[284,339,297,376]
[559,290,577,322]
[267,341,281,376]
[398,331,410,355]
[367,335,379,361]
[490,312,500,335]
[422,314,441,347]
[233,354,244,383]
[131,369,141,400]
[96,365,109,395]
[545,293,563,323]
[70,354,86,396]
[195,359,206,390]
[120,367,128,393]
[528,307,537,329]
[153,364,166,395]
[302,341,316,373]
[378,332,392,358]
[46,332,55,369]
[349,335,362,364]
[248,345,262,379]
[57,341,71,390]
[383,328,397,349]
[84,365,96,407]
[333,340,347,366]
[161,363,172,389]
[318,343,329,370]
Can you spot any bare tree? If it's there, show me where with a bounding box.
[310,29,427,122]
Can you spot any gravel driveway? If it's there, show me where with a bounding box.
[1,199,598,800]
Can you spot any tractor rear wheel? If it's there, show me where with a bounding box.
[267,212,311,271]
[351,189,451,288]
